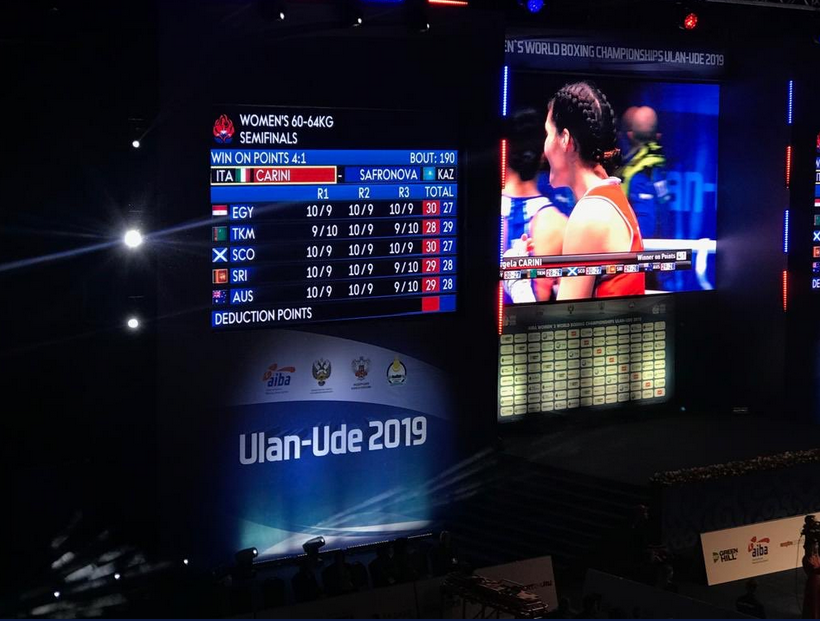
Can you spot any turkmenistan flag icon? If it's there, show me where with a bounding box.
[212,268,228,284]
[212,226,228,242]
[235,167,251,183]
[212,204,228,217]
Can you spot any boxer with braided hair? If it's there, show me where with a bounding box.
[543,81,645,300]
[502,109,567,302]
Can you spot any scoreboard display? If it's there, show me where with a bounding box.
[812,132,820,290]
[209,106,459,330]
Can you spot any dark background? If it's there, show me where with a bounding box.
[3,0,820,602]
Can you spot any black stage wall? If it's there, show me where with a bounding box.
[155,0,502,563]
[496,4,820,421]
[2,0,820,593]
[0,2,160,595]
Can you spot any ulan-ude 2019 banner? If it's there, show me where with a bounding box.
[160,329,460,563]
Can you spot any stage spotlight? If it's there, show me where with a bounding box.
[126,317,140,330]
[273,0,286,21]
[114,572,121,580]
[302,536,326,556]
[258,0,286,20]
[53,591,60,599]
[406,0,430,31]
[234,547,258,581]
[341,0,363,27]
[183,558,189,566]
[128,116,146,150]
[235,547,258,565]
[517,0,544,13]
[123,229,143,248]
[676,2,700,30]
[411,10,430,31]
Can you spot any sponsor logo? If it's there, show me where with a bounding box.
[780,539,799,548]
[351,357,371,390]
[386,357,407,385]
[712,548,738,563]
[352,357,369,380]
[213,114,235,144]
[263,363,295,394]
[312,358,332,386]
[748,536,770,563]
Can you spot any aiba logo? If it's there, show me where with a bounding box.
[263,363,295,394]
[213,114,235,144]
[748,536,770,562]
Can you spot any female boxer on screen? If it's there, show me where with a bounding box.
[541,81,645,300]
[502,108,567,302]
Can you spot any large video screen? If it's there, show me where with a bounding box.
[814,132,820,291]
[501,75,718,304]
[161,104,470,562]
[210,105,458,330]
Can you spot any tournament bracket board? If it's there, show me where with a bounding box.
[498,297,674,420]
[209,106,459,329]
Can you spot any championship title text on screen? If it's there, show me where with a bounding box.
[506,40,725,67]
